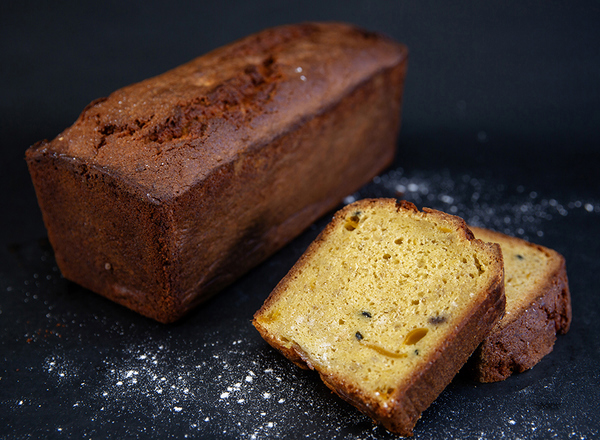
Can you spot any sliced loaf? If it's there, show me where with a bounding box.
[469,227,571,382]
[253,199,505,435]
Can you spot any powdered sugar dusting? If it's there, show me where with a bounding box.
[37,323,382,439]
[347,168,599,243]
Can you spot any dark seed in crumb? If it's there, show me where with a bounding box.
[355,331,363,340]
[361,311,372,318]
[428,315,447,325]
[516,254,524,260]
[414,349,420,355]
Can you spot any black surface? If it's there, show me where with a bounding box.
[2,1,599,439]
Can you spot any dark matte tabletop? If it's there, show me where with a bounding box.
[2,1,599,439]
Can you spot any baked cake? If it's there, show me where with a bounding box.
[469,227,571,382]
[25,23,408,323]
[253,199,505,435]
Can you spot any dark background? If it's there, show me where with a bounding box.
[1,1,599,439]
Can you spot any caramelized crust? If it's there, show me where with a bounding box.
[28,23,406,201]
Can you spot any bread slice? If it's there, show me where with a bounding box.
[469,227,571,383]
[253,199,505,435]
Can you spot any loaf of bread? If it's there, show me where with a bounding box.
[469,227,571,382]
[25,23,408,323]
[253,199,505,436]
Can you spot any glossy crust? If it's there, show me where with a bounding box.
[26,23,408,323]
[254,199,506,436]
[469,227,572,383]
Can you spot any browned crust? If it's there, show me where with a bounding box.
[26,25,408,323]
[468,227,572,383]
[27,22,408,201]
[253,199,506,436]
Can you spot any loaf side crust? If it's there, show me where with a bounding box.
[254,199,505,435]
[469,227,572,383]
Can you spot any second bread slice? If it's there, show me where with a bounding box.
[253,199,505,435]
[469,227,572,382]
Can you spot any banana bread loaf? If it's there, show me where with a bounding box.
[253,199,505,436]
[26,23,408,323]
[469,227,571,382]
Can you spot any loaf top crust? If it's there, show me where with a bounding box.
[27,22,407,201]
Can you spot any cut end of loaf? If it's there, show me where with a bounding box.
[254,199,505,435]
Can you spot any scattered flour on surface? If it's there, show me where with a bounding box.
[26,166,599,439]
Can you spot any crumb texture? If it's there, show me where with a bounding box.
[254,199,504,434]
[479,229,552,318]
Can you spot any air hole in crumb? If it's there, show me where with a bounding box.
[473,255,485,275]
[394,238,403,245]
[344,214,361,231]
[344,217,359,231]
[383,253,391,260]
